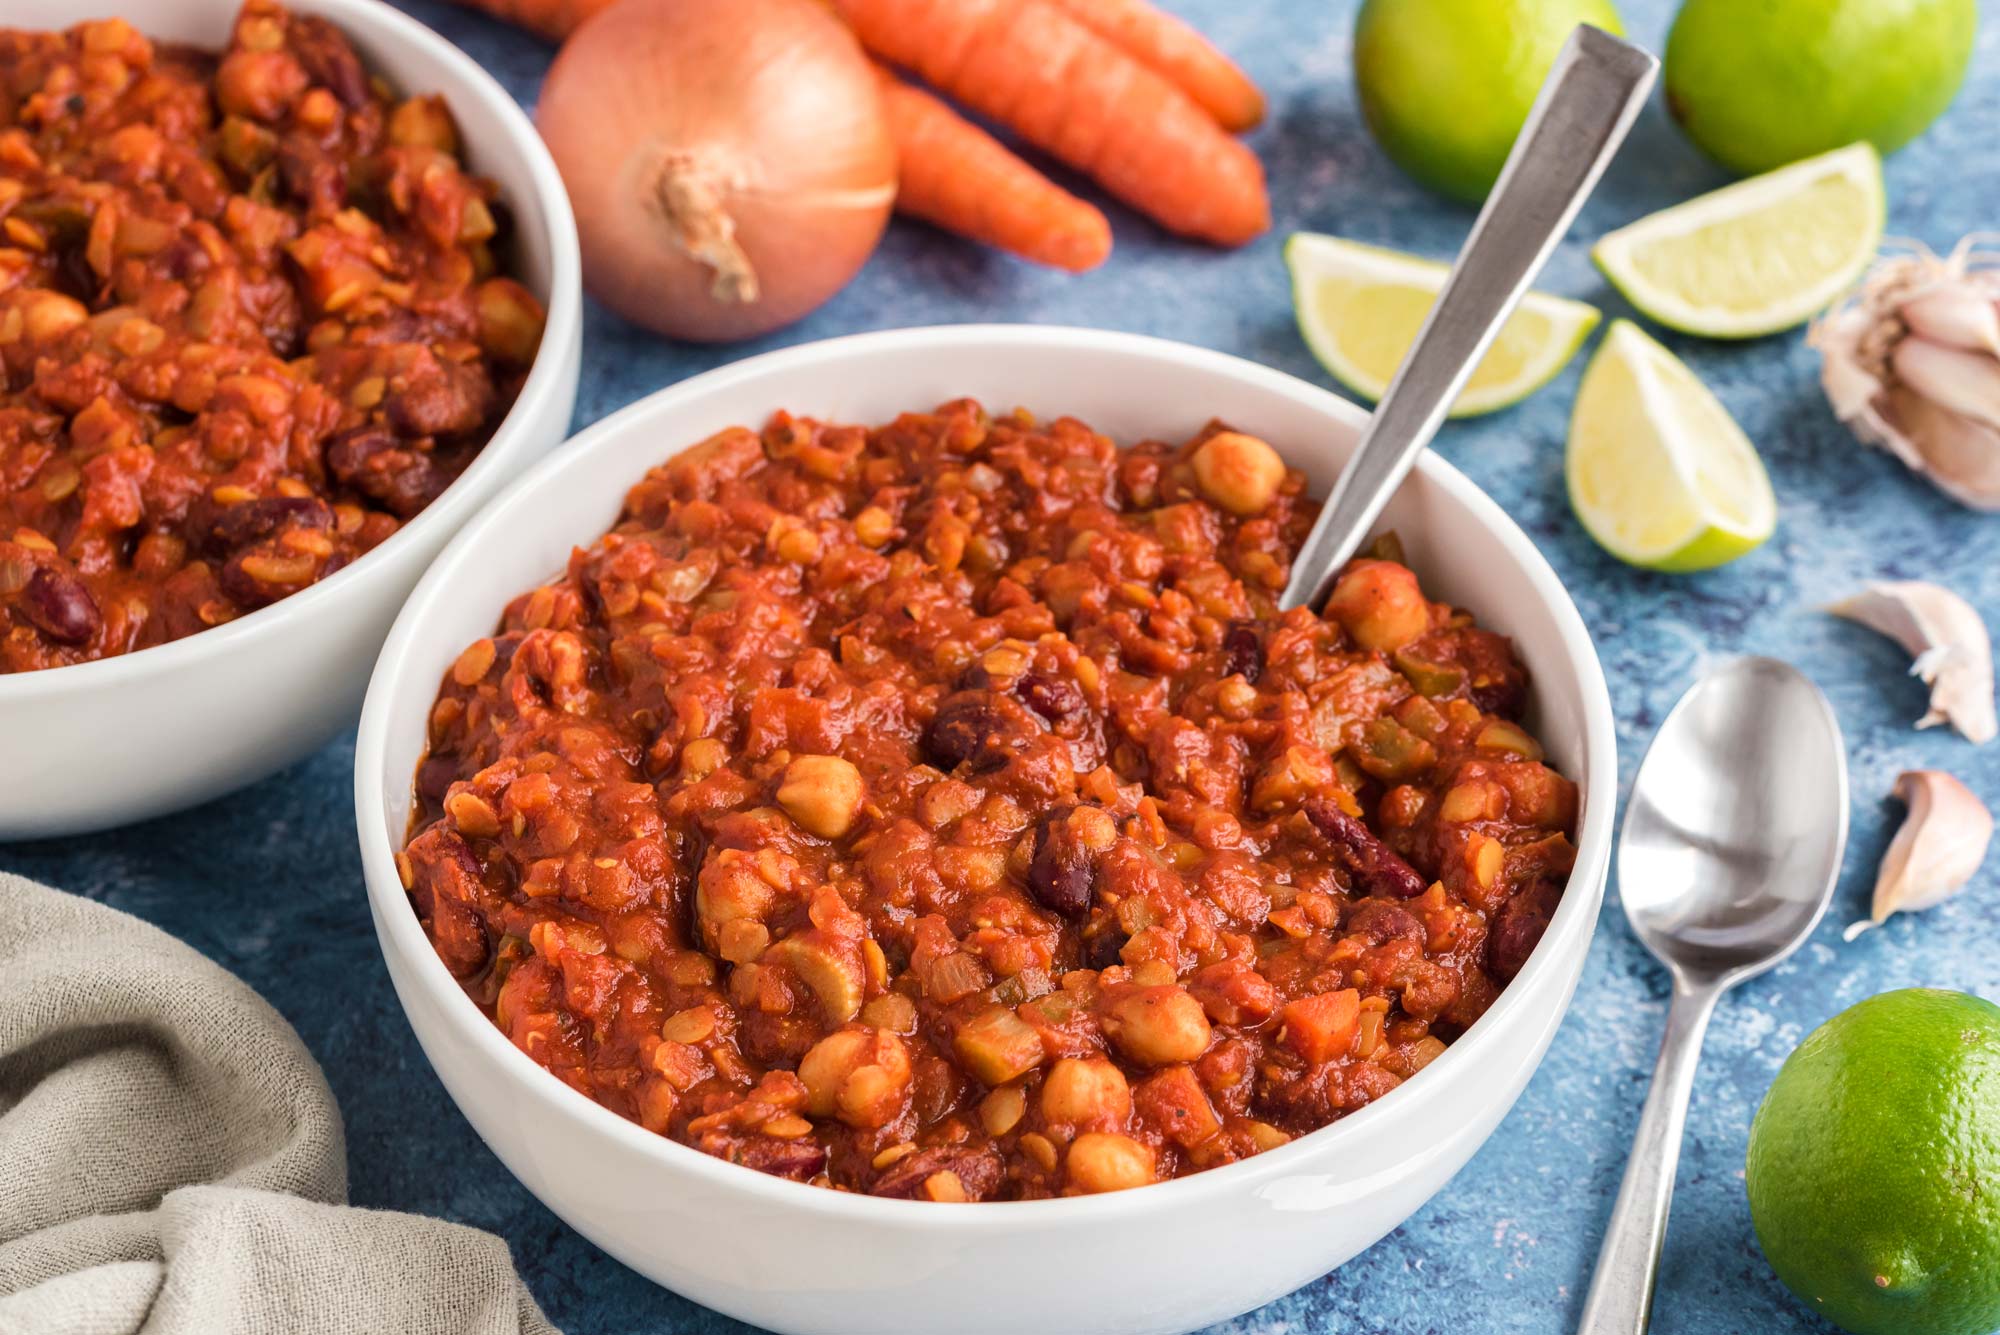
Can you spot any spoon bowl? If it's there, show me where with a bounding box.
[1619,656,1850,986]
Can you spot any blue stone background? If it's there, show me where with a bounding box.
[7,1,2000,1331]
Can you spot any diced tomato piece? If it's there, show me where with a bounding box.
[1278,989,1362,1064]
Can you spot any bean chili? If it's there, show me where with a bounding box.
[0,0,544,671]
[403,401,1579,1201]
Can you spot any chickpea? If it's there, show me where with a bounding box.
[693,847,781,948]
[387,94,461,153]
[679,736,728,782]
[21,292,86,343]
[1066,1132,1157,1194]
[476,278,546,367]
[777,754,865,839]
[853,505,895,548]
[1323,559,1431,652]
[798,1027,911,1128]
[1191,431,1287,517]
[776,526,822,565]
[1039,1056,1133,1126]
[1104,986,1213,1067]
[214,48,307,121]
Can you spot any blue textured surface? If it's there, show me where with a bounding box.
[7,2,2000,1332]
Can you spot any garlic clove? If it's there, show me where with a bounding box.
[1889,338,2000,433]
[1831,580,1998,744]
[1878,385,2000,511]
[1845,769,1993,940]
[1899,284,2000,357]
[1813,238,2000,509]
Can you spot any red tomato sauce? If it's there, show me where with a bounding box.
[403,400,1578,1201]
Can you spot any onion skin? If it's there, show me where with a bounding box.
[536,0,897,342]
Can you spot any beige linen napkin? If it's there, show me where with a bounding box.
[0,872,557,1335]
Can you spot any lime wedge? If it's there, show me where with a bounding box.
[1567,320,1776,571]
[1592,142,1885,339]
[1287,232,1600,416]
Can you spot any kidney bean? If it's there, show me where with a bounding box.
[1222,622,1262,682]
[19,566,100,645]
[870,1146,1004,1201]
[326,423,395,479]
[291,16,370,108]
[220,547,320,607]
[327,425,447,518]
[385,353,494,438]
[1487,881,1559,979]
[415,753,461,808]
[1083,923,1129,971]
[203,494,331,553]
[923,691,1016,772]
[156,235,213,284]
[1344,898,1424,945]
[1027,807,1096,917]
[735,1138,828,1182]
[55,243,98,304]
[1470,675,1527,720]
[1304,798,1427,899]
[1018,670,1085,726]
[1452,629,1529,718]
[277,141,345,216]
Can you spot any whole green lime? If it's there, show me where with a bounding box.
[1665,0,1979,176]
[1353,0,1625,204]
[1747,988,2000,1335]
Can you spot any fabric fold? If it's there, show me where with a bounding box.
[0,872,556,1335]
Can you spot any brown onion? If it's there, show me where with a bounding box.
[535,0,897,342]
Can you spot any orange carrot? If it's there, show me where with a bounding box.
[1042,0,1263,131]
[446,0,614,42]
[877,69,1111,271]
[835,0,1269,247]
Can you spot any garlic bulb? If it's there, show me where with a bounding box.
[1843,769,1992,940]
[1831,580,1997,744]
[1812,235,2000,508]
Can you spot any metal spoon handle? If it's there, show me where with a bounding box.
[1279,25,1657,611]
[1576,979,1721,1335]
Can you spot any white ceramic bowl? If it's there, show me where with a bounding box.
[0,0,581,839]
[356,327,1616,1335]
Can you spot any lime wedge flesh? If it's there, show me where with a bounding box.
[1567,320,1776,571]
[1592,142,1885,339]
[1287,233,1600,416]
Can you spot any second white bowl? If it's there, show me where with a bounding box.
[0,0,581,839]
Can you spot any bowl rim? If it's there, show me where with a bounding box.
[355,323,1618,1225]
[0,0,582,702]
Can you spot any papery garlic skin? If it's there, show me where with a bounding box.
[1812,235,2000,508]
[1847,770,1993,941]
[1831,580,1997,745]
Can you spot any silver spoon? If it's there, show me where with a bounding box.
[1280,25,1656,611]
[1577,657,1849,1333]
